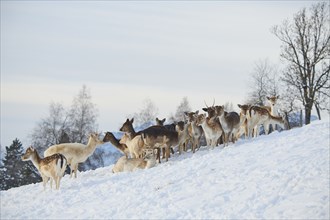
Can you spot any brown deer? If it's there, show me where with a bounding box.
[175,121,191,154]
[22,147,67,190]
[140,126,178,162]
[215,105,240,146]
[237,104,252,139]
[184,111,203,153]
[195,113,223,149]
[103,132,130,158]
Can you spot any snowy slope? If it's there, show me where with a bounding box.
[1,120,329,219]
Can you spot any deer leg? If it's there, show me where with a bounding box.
[42,176,49,190]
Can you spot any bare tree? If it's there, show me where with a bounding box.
[132,98,159,127]
[67,85,98,144]
[246,59,280,105]
[272,2,330,124]
[30,102,69,153]
[173,97,192,122]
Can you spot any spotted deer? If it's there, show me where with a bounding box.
[103,132,130,158]
[247,106,288,138]
[184,111,203,153]
[22,147,67,190]
[112,148,157,173]
[195,113,223,149]
[215,105,241,146]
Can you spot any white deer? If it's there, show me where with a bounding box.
[112,148,157,173]
[22,146,67,190]
[44,133,104,178]
[195,113,223,149]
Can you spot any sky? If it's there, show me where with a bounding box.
[0,1,319,148]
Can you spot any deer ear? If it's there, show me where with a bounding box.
[184,112,188,116]
[277,95,280,99]
[238,104,241,108]
[130,118,134,124]
[162,118,166,123]
[202,108,207,112]
[195,110,199,114]
[266,96,270,100]
[29,146,35,151]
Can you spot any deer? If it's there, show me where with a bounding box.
[155,117,176,131]
[237,104,252,139]
[155,117,177,155]
[44,133,104,178]
[140,126,178,162]
[247,106,288,138]
[184,111,203,153]
[103,132,130,158]
[22,146,67,190]
[195,113,223,149]
[112,148,157,173]
[215,105,241,147]
[175,121,191,154]
[119,133,145,159]
[264,95,280,133]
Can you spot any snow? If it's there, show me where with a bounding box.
[1,120,329,219]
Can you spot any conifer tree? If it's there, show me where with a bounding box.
[0,139,40,190]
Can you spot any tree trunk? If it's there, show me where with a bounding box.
[305,106,312,125]
[315,103,321,120]
[300,109,303,127]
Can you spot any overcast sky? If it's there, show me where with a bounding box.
[1,1,316,148]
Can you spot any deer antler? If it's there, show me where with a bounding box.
[212,98,215,107]
[204,100,209,108]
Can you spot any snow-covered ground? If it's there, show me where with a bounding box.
[1,120,329,219]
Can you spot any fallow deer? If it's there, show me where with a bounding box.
[119,133,145,159]
[155,117,176,156]
[44,133,104,178]
[22,147,67,190]
[112,148,157,173]
[140,126,178,162]
[184,111,203,153]
[215,105,241,146]
[247,106,288,138]
[175,121,191,154]
[195,113,223,149]
[237,104,252,139]
[103,132,130,158]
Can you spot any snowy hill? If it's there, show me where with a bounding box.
[1,120,329,219]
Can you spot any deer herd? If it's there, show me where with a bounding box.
[21,95,288,190]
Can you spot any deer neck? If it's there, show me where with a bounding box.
[30,151,42,171]
[270,105,278,116]
[84,139,100,155]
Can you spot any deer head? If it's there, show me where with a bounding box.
[21,146,36,161]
